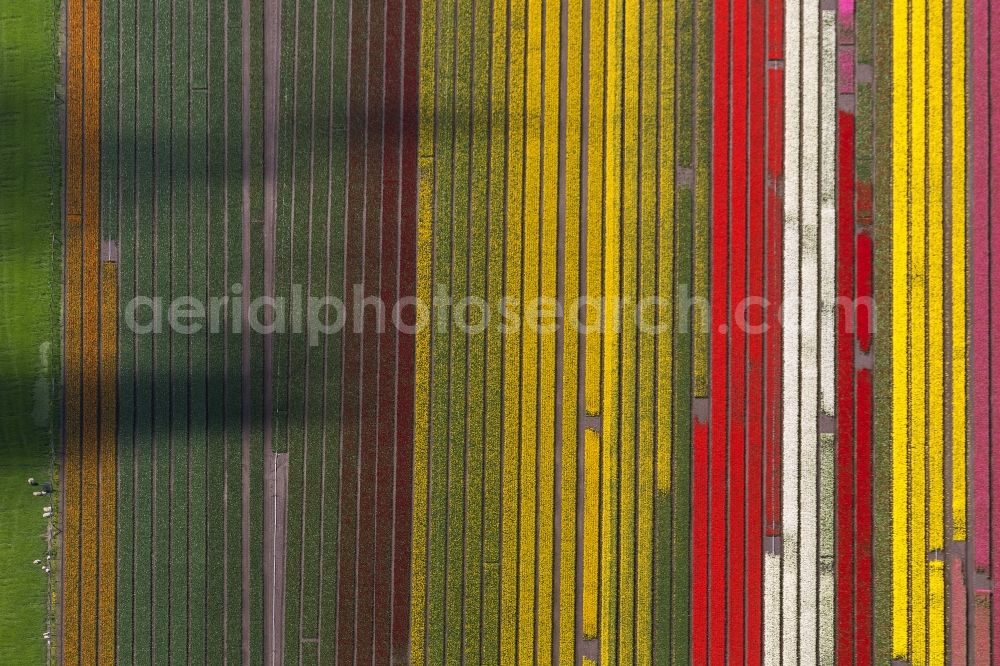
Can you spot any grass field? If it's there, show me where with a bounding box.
[0,1,61,663]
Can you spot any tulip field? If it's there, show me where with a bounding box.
[5,0,1000,664]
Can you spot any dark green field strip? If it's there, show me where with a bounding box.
[224,0,245,658]
[445,0,472,660]
[316,0,349,654]
[640,0,664,660]
[109,3,242,662]
[270,0,294,468]
[272,0,355,661]
[282,0,312,659]
[271,0,297,462]
[117,0,137,653]
[670,0,695,663]
[102,0,132,660]
[188,8,211,666]
[188,82,209,665]
[501,3,525,659]
[620,45,638,666]
[269,38,294,666]
[427,0,455,661]
[555,0,579,657]
[538,0,560,653]
[602,1,624,660]
[248,4,266,661]
[619,0,641,653]
[463,0,491,659]
[304,3,343,639]
[101,0,119,245]
[692,0,712,398]
[279,0,309,660]
[151,0,173,661]
[481,3,507,660]
[317,114,347,660]
[108,4,265,656]
[870,0,892,662]
[132,3,155,664]
[519,0,541,652]
[304,0,335,644]
[205,1,229,663]
[561,1,583,661]
[169,0,191,659]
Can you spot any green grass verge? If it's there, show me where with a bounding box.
[0,1,60,663]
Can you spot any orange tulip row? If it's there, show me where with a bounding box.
[65,0,116,662]
[63,219,82,666]
[97,262,118,666]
